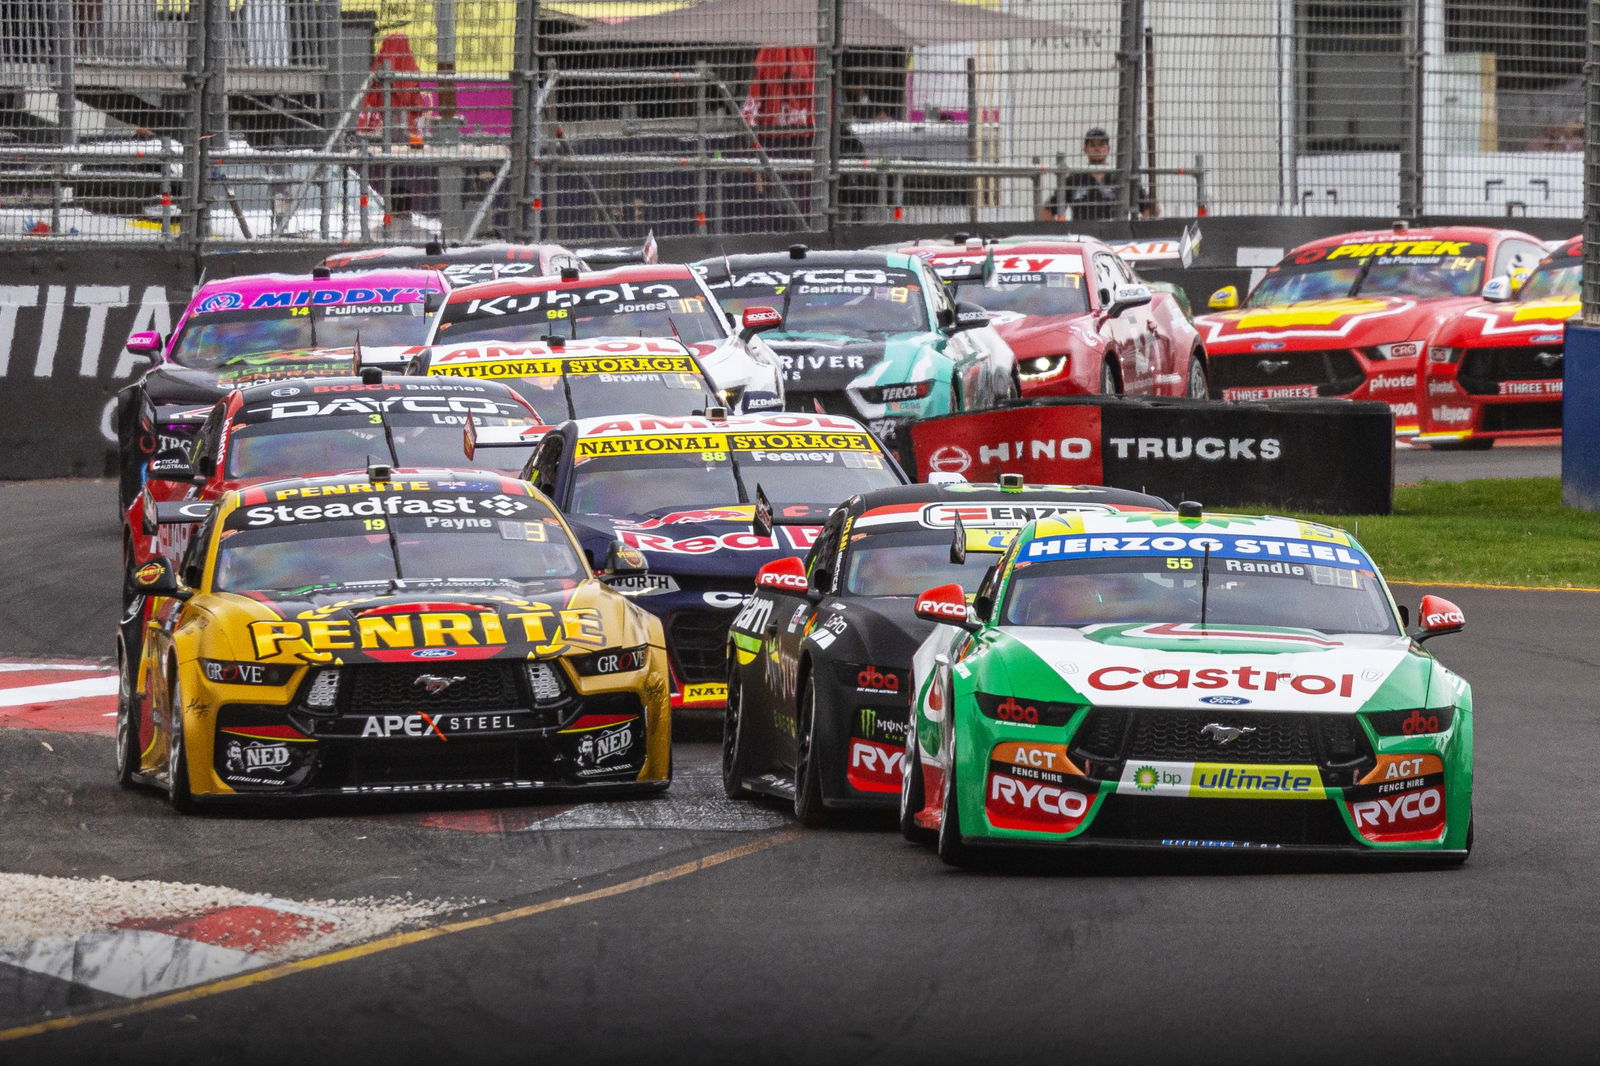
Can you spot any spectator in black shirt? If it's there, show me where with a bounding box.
[1041,127,1158,222]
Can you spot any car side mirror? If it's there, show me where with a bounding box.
[126,330,163,357]
[1107,283,1153,317]
[129,556,191,600]
[914,582,977,630]
[600,540,648,581]
[148,447,195,482]
[936,304,956,331]
[739,305,782,341]
[423,291,445,314]
[754,556,809,594]
[1208,285,1239,311]
[951,302,990,332]
[1411,595,1465,642]
[1481,275,1512,302]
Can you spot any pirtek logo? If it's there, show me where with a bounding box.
[414,674,466,694]
[857,666,900,693]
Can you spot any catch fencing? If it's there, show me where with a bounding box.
[0,0,1585,248]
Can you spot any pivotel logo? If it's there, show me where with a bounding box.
[856,666,900,693]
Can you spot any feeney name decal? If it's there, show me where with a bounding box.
[248,607,603,659]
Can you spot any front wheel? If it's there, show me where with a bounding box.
[166,674,195,814]
[721,679,754,800]
[1099,360,1120,397]
[936,735,977,868]
[899,731,935,845]
[115,640,141,790]
[794,677,830,828]
[1184,354,1209,399]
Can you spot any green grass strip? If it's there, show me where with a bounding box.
[1255,477,1600,588]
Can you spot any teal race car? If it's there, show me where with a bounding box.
[693,248,1019,464]
[900,506,1473,865]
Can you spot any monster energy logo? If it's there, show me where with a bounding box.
[857,707,907,740]
[859,708,877,736]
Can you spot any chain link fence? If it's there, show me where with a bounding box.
[0,0,1584,247]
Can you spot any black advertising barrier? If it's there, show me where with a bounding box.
[908,396,1395,515]
[0,247,191,479]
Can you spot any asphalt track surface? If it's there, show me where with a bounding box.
[2,454,1594,1064]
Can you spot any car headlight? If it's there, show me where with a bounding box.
[1364,707,1457,736]
[304,668,341,709]
[974,692,1078,727]
[525,660,572,704]
[200,659,296,686]
[1428,346,1461,365]
[569,645,649,677]
[1020,355,1066,377]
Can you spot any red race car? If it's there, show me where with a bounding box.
[1194,224,1548,435]
[900,236,1208,399]
[1413,235,1576,447]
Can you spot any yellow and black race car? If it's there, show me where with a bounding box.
[120,468,670,809]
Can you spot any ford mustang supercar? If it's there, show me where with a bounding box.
[115,269,448,508]
[900,509,1473,864]
[425,263,786,413]
[900,237,1207,400]
[1414,235,1577,447]
[411,335,723,418]
[693,248,1019,460]
[515,411,906,711]
[722,480,1168,825]
[1194,224,1546,434]
[120,470,670,809]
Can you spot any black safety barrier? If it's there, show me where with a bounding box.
[1561,322,1600,510]
[908,396,1395,515]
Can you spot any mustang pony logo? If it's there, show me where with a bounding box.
[414,674,466,694]
[1200,723,1258,745]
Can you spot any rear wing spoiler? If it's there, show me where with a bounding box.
[462,411,553,463]
[140,494,213,535]
[574,230,658,268]
[750,484,832,538]
[1105,222,1202,269]
[948,515,1015,564]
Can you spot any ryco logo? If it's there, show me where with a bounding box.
[846,739,904,793]
[1351,786,1443,831]
[986,773,1091,833]
[1423,609,1464,628]
[915,597,968,621]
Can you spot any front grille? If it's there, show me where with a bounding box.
[668,610,735,685]
[342,662,523,714]
[1070,709,1374,786]
[1083,794,1355,848]
[342,738,517,785]
[1481,402,1561,433]
[1210,349,1364,393]
[1458,346,1564,394]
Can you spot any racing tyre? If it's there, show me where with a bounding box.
[114,640,141,790]
[1184,355,1209,399]
[165,673,195,814]
[721,679,754,800]
[1430,437,1494,451]
[794,677,830,828]
[937,734,977,868]
[899,732,935,845]
[1099,361,1120,397]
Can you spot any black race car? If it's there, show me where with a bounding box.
[317,235,656,287]
[722,478,1169,825]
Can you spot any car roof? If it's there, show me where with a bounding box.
[847,481,1168,523]
[233,373,529,409]
[698,248,922,280]
[564,410,875,438]
[1285,225,1540,255]
[1015,509,1362,551]
[443,262,696,306]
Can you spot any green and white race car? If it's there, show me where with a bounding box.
[901,506,1472,865]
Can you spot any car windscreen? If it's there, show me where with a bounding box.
[842,528,993,596]
[436,279,727,346]
[170,304,428,368]
[568,442,898,516]
[213,512,583,592]
[955,271,1090,316]
[1518,258,1580,301]
[226,412,541,478]
[475,369,717,420]
[1000,554,1397,635]
[1248,241,1487,306]
[780,268,930,334]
